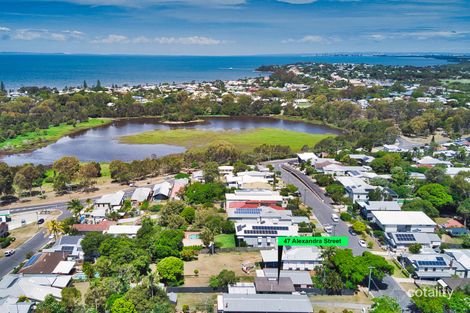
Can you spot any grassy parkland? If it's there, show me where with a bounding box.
[119,127,335,152]
[0,118,112,153]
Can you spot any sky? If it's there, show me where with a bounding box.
[0,0,469,55]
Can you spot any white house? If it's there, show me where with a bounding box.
[106,225,141,238]
[357,201,401,220]
[153,181,173,200]
[335,176,375,202]
[416,156,453,168]
[225,190,285,209]
[371,211,436,233]
[235,222,298,248]
[130,187,152,204]
[261,246,322,271]
[94,191,125,211]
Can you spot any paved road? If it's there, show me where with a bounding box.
[279,163,366,256]
[0,208,72,278]
[273,161,412,311]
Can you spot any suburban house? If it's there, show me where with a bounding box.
[416,156,453,168]
[335,176,375,202]
[153,181,173,200]
[72,220,116,233]
[217,293,313,313]
[385,232,442,251]
[19,252,71,275]
[105,225,141,238]
[257,269,313,288]
[43,235,84,260]
[370,211,436,233]
[445,167,470,177]
[323,164,372,176]
[438,277,470,294]
[191,170,204,183]
[218,165,234,176]
[403,252,458,280]
[297,152,318,164]
[236,171,274,183]
[170,178,189,200]
[227,206,309,225]
[261,247,322,270]
[225,190,285,209]
[441,219,469,237]
[92,191,125,219]
[130,187,152,205]
[225,174,271,189]
[357,201,401,220]
[349,154,375,165]
[235,222,298,247]
[444,249,470,278]
[0,296,33,313]
[254,277,295,294]
[0,274,71,302]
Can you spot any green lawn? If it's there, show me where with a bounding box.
[119,128,335,152]
[215,234,236,248]
[0,118,112,152]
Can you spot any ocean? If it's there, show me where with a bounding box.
[0,54,454,89]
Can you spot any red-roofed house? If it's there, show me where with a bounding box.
[72,220,116,233]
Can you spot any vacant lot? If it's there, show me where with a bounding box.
[184,251,261,286]
[176,293,217,312]
[120,128,335,152]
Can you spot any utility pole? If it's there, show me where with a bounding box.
[368,266,375,295]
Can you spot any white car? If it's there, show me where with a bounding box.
[331,213,339,223]
[324,225,334,234]
[4,249,15,257]
[358,239,367,248]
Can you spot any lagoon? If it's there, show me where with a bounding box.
[0,117,340,166]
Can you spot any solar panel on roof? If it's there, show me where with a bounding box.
[245,229,278,235]
[234,208,262,215]
[395,234,416,242]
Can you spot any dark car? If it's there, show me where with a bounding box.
[37,218,45,225]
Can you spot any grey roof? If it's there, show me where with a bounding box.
[261,247,321,263]
[219,294,313,313]
[0,297,32,313]
[57,235,83,246]
[440,277,470,291]
[262,269,313,286]
[131,187,152,202]
[254,277,295,293]
[387,232,441,246]
[358,201,401,212]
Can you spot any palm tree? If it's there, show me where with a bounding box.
[47,219,63,240]
[67,199,84,218]
[320,246,337,268]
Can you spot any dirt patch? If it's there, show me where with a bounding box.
[176,293,217,313]
[73,281,90,304]
[183,251,261,287]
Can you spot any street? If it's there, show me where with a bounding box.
[274,161,412,311]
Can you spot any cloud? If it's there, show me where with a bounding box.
[282,35,340,44]
[133,36,152,44]
[91,34,129,44]
[154,36,226,45]
[31,0,246,7]
[0,26,10,40]
[277,0,317,3]
[367,30,470,41]
[14,29,85,41]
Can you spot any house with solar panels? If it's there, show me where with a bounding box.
[385,232,441,251]
[227,206,309,225]
[403,252,458,280]
[370,211,436,233]
[235,222,298,247]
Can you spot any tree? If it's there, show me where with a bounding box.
[205,141,239,164]
[411,287,446,313]
[85,277,122,312]
[425,167,450,185]
[402,199,439,218]
[109,160,132,183]
[352,221,366,234]
[457,198,470,226]
[36,294,67,313]
[81,232,109,258]
[314,174,334,187]
[0,81,5,93]
[67,199,83,218]
[180,207,196,224]
[157,257,184,285]
[391,166,408,185]
[416,183,453,210]
[325,184,346,203]
[209,269,238,288]
[200,227,215,247]
[61,286,81,312]
[0,162,13,195]
[79,163,100,190]
[368,188,386,201]
[409,243,422,254]
[370,296,401,313]
[184,182,225,205]
[53,156,80,183]
[47,219,63,240]
[53,173,69,193]
[111,298,137,313]
[203,161,220,183]
[14,164,40,196]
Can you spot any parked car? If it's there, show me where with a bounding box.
[358,239,367,248]
[324,225,333,234]
[4,249,15,257]
[37,218,45,225]
[331,213,339,223]
[349,227,357,236]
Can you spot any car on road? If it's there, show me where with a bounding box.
[324,225,334,234]
[37,218,45,225]
[4,249,15,257]
[349,227,357,236]
[358,239,367,248]
[331,213,339,222]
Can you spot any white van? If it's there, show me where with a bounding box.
[331,213,339,222]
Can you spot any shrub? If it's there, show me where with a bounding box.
[340,212,352,222]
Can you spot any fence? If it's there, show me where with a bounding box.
[167,286,227,293]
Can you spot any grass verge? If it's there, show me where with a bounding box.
[120,128,335,152]
[215,234,236,248]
